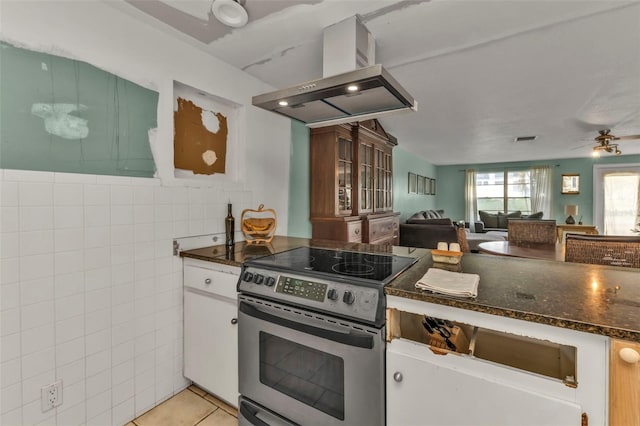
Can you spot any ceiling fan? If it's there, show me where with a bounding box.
[591,129,640,155]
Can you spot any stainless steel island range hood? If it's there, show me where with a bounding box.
[252,17,417,128]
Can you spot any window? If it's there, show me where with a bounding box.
[476,171,531,214]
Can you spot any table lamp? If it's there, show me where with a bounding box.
[564,205,578,224]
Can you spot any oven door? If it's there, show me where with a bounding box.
[238,295,385,426]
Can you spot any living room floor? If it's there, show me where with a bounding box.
[126,385,238,426]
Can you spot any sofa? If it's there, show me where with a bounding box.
[399,210,465,250]
[476,210,543,232]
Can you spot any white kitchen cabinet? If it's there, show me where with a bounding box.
[183,258,239,407]
[386,295,608,426]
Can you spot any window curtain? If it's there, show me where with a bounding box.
[530,166,553,219]
[464,169,477,231]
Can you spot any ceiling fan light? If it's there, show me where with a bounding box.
[211,0,248,28]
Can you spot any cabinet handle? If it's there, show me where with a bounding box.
[393,372,403,382]
[355,229,360,235]
[204,278,212,284]
[231,318,238,325]
[620,347,640,364]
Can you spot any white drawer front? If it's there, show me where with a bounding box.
[184,265,239,300]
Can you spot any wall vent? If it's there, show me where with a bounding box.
[514,136,538,142]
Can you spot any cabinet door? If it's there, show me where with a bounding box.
[336,137,353,215]
[387,346,581,426]
[359,142,373,214]
[184,290,238,406]
[374,147,393,212]
[610,339,640,425]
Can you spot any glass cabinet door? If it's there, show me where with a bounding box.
[337,137,353,214]
[360,143,373,213]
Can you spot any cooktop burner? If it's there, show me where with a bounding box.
[246,246,416,284]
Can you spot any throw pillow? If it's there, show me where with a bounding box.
[478,210,499,228]
[407,212,427,222]
[497,211,521,229]
[522,211,543,219]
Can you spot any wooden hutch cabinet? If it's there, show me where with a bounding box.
[310,120,399,246]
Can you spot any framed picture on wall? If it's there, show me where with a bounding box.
[561,174,580,194]
[417,175,425,194]
[408,172,417,193]
[431,178,437,195]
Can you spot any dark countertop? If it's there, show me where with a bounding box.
[180,236,640,343]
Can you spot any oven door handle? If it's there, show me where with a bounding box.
[239,301,374,349]
[239,401,270,426]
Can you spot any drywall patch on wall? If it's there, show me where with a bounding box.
[0,41,158,177]
[173,81,241,180]
[174,97,228,174]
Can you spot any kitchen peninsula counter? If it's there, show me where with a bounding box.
[180,237,640,342]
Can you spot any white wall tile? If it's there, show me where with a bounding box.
[112,359,134,386]
[85,288,111,316]
[54,183,84,206]
[84,267,110,293]
[1,206,19,233]
[85,329,111,356]
[112,395,135,426]
[1,382,22,414]
[54,228,84,252]
[55,171,97,184]
[111,263,133,286]
[56,337,85,367]
[86,407,111,426]
[20,254,54,282]
[110,205,133,226]
[112,340,134,367]
[134,368,154,394]
[132,186,154,205]
[135,314,155,338]
[1,333,21,361]
[153,187,172,205]
[85,388,111,421]
[134,223,155,242]
[21,277,54,307]
[20,300,54,331]
[0,232,19,261]
[110,225,134,246]
[19,206,53,232]
[55,205,85,229]
[56,315,84,344]
[55,293,84,322]
[84,184,109,206]
[54,272,84,298]
[54,250,84,275]
[22,398,55,426]
[112,322,134,347]
[134,242,155,262]
[1,407,22,425]
[1,358,21,388]
[134,386,155,417]
[1,258,20,285]
[84,226,109,248]
[111,244,134,266]
[21,347,55,380]
[21,324,54,355]
[1,283,20,311]
[86,369,111,399]
[85,308,111,335]
[153,205,172,223]
[84,246,110,270]
[134,260,155,281]
[19,182,53,206]
[112,378,134,406]
[110,186,133,206]
[3,170,54,183]
[62,379,85,408]
[86,349,111,377]
[56,358,85,386]
[96,175,131,185]
[57,400,85,426]
[84,205,109,227]
[21,369,55,405]
[19,230,53,257]
[1,181,19,206]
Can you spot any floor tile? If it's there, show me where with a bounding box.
[198,409,238,426]
[134,389,216,426]
[125,423,135,426]
[203,393,238,417]
[189,384,207,397]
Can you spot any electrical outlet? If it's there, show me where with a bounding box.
[41,379,63,412]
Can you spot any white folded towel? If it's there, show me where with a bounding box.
[415,268,480,298]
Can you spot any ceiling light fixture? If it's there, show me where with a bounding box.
[211,0,248,28]
[347,85,359,92]
[278,101,289,107]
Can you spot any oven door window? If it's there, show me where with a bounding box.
[259,331,345,420]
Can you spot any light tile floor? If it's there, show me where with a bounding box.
[126,386,238,426]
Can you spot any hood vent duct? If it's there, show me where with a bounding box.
[252,16,417,128]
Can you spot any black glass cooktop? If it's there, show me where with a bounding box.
[245,247,417,285]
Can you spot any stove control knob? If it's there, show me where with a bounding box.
[254,274,265,285]
[327,289,338,301]
[243,271,254,282]
[265,276,276,287]
[342,291,355,305]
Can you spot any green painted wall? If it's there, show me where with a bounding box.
[436,155,640,225]
[287,121,312,237]
[393,147,438,221]
[0,42,158,177]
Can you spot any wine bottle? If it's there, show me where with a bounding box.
[225,203,235,247]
